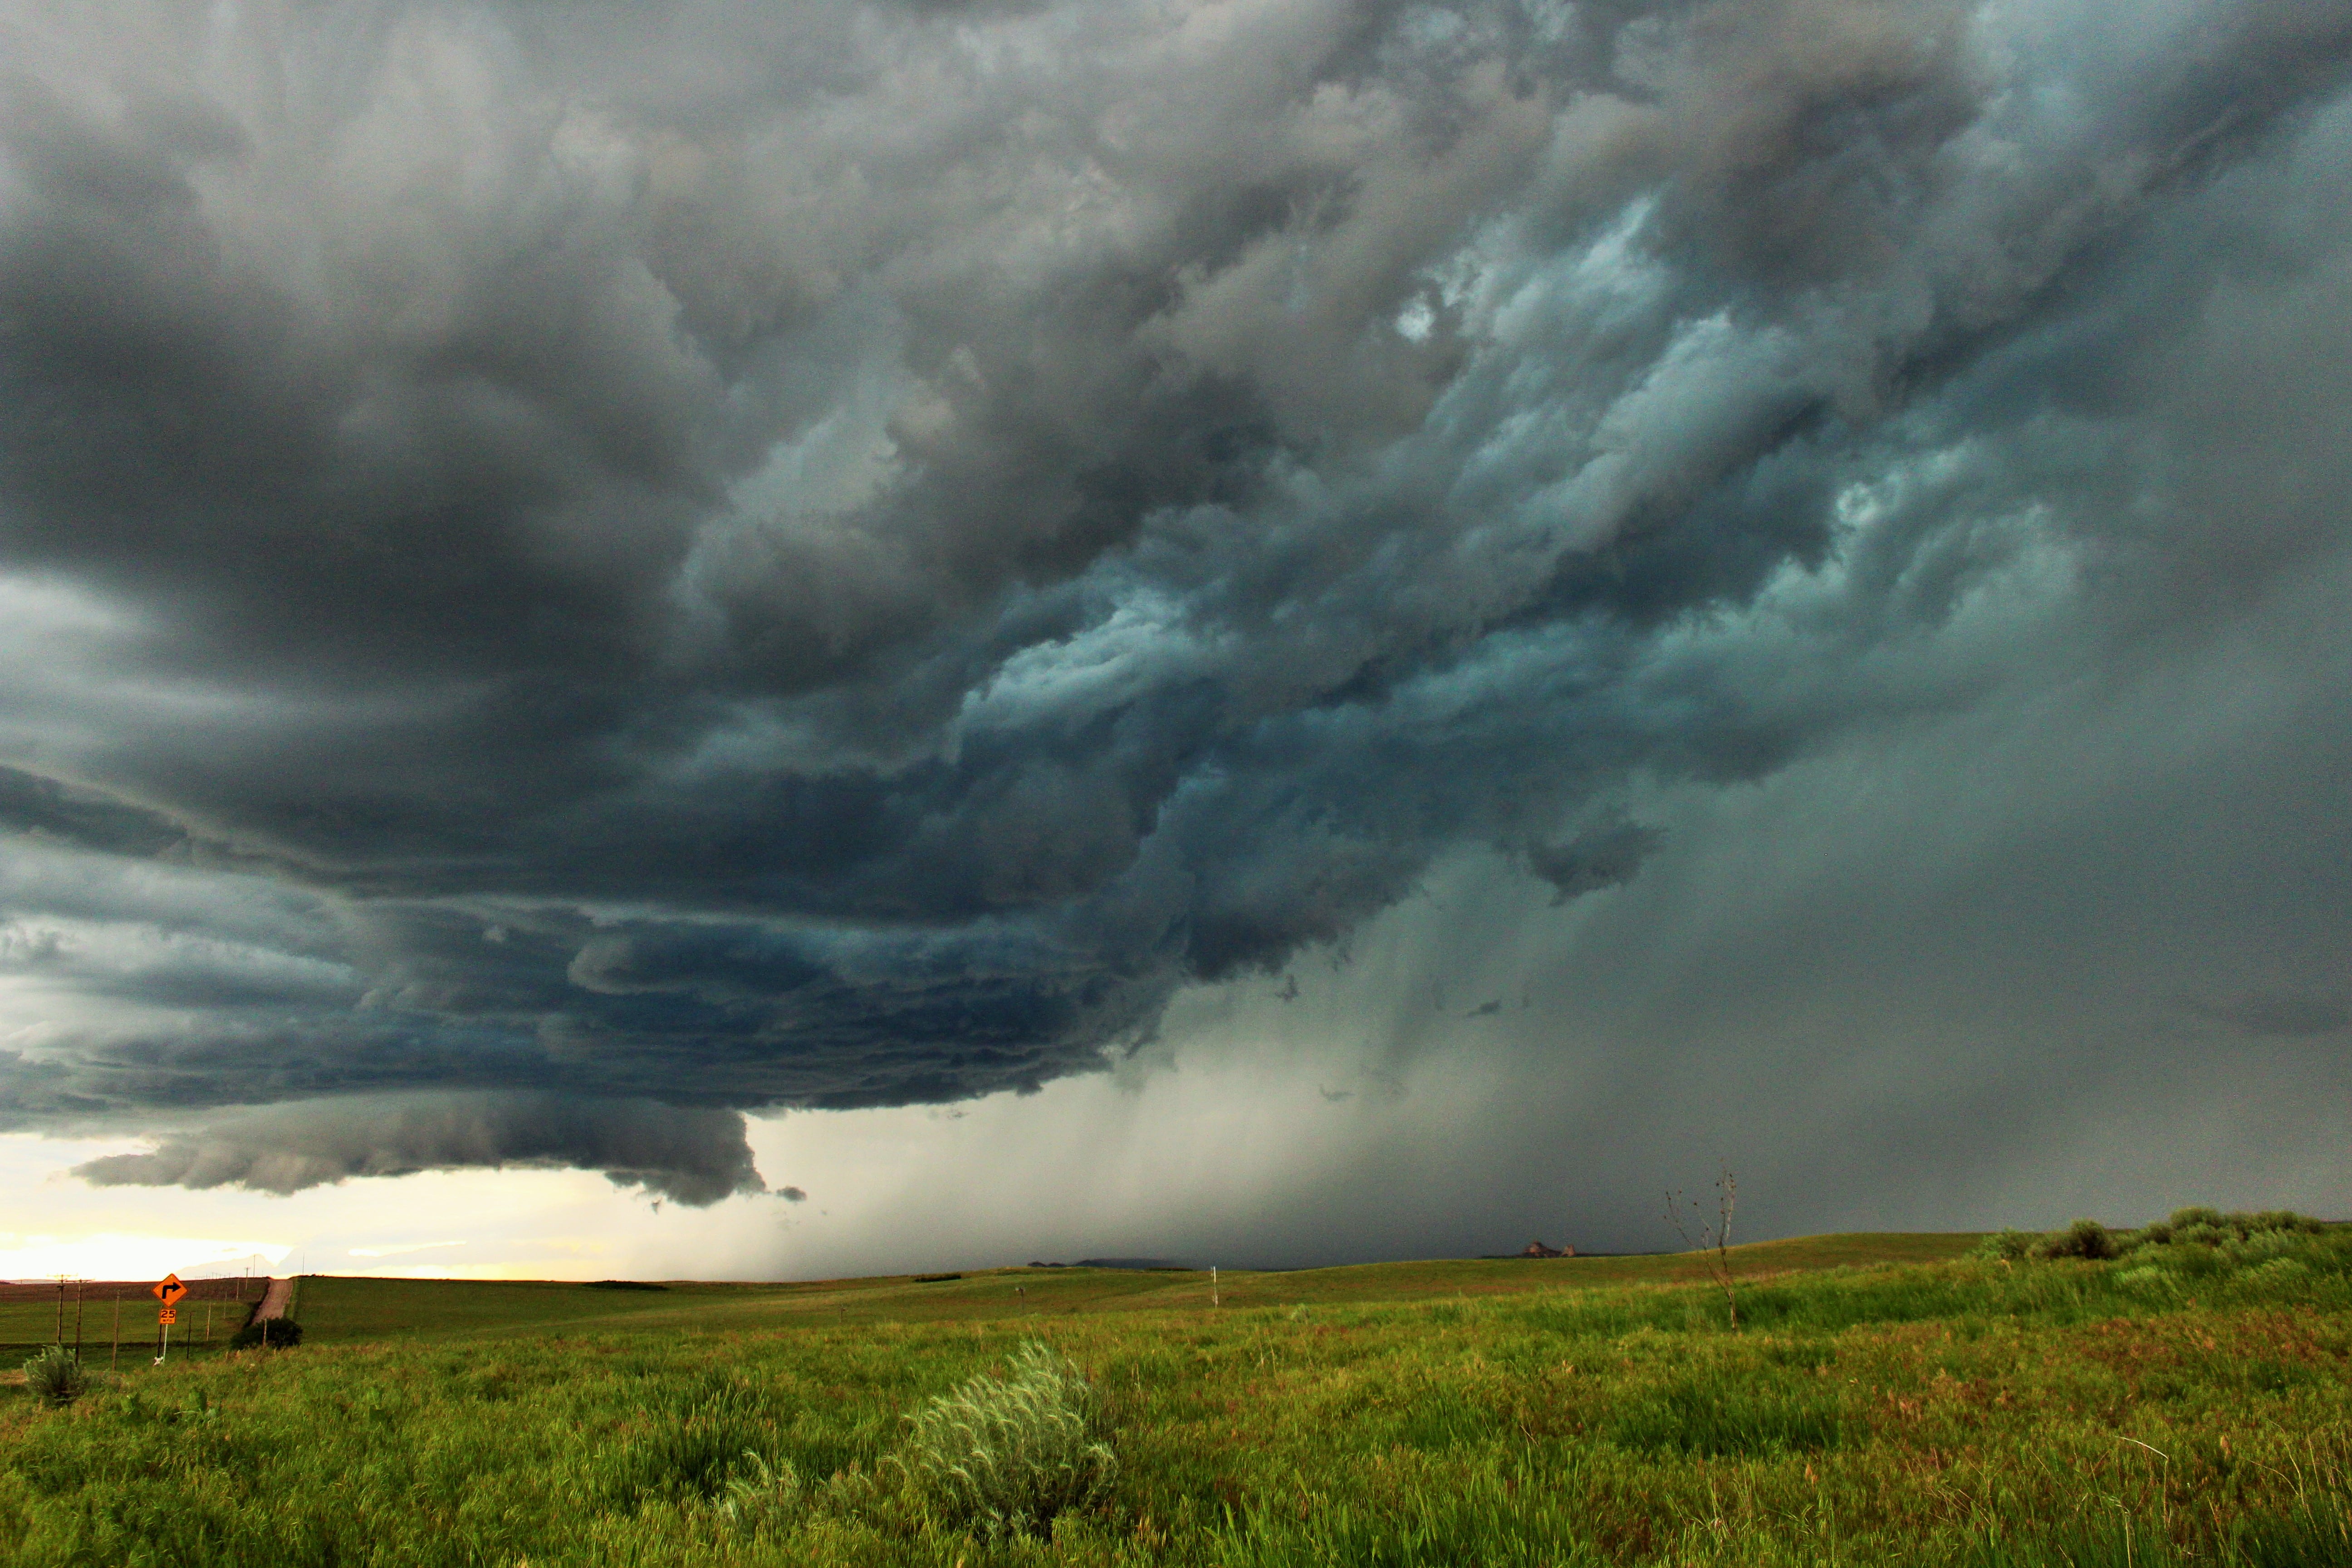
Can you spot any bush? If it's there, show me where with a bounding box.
[229,1317,304,1350]
[22,1347,89,1409]
[889,1341,1114,1539]
[1972,1230,2039,1262]
[2161,1205,2226,1235]
[2227,1230,2303,1265]
[2033,1219,2121,1261]
[2129,1208,2328,1255]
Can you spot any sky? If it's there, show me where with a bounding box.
[1,0,2348,1283]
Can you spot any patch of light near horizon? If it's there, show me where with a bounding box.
[346,1240,467,1259]
[0,1231,292,1282]
[0,1132,787,1283]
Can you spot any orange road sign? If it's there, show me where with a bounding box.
[157,1308,178,1325]
[152,1274,189,1307]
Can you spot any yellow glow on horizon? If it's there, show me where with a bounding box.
[0,1232,292,1281]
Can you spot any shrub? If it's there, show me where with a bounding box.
[889,1341,1114,1539]
[2242,1210,2327,1236]
[1972,1230,2039,1261]
[229,1317,304,1350]
[22,1347,89,1409]
[2227,1230,2302,1265]
[2129,1208,2328,1256]
[2033,1219,2121,1261]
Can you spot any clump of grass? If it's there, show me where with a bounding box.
[607,1376,777,1504]
[22,1347,89,1409]
[888,1340,1114,1539]
[715,1450,802,1534]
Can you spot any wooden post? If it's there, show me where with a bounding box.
[74,1280,84,1363]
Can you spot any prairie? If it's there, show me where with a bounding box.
[0,1279,266,1365]
[2,1227,2345,1567]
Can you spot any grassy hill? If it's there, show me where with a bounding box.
[285,1232,1987,1344]
[3,1227,2346,1567]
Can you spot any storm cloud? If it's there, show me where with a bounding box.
[2,0,2350,1209]
[70,1093,764,1206]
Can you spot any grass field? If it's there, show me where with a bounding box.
[3,1228,2346,1566]
[0,1279,266,1363]
[283,1233,1986,1345]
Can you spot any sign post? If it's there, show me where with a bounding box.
[151,1274,189,1365]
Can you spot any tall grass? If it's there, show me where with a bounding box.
[0,1226,2345,1565]
[887,1340,1115,1539]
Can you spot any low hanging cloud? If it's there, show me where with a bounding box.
[1524,822,1665,905]
[2183,992,2352,1041]
[0,0,2349,1205]
[72,1095,766,1207]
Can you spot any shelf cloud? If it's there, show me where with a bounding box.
[2,0,2349,1212]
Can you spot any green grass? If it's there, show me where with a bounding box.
[2,1230,2346,1567]
[0,1282,264,1362]
[283,1233,1989,1347]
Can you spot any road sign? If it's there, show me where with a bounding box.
[152,1274,189,1307]
[157,1308,178,1325]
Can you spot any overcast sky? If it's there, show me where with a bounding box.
[2,0,2348,1281]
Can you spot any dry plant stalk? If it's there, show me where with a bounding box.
[1666,1167,1739,1330]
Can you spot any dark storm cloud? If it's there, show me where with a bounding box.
[71,1093,764,1206]
[3,0,2350,1200]
[1524,820,1662,903]
[2185,992,2352,1040]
